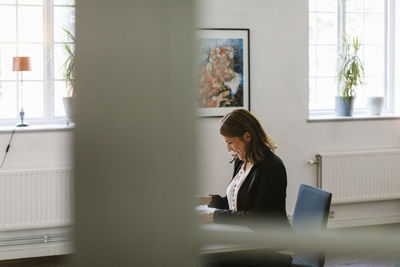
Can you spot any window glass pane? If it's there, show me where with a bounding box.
[309,78,317,109]
[352,83,366,108]
[316,13,337,43]
[309,13,316,43]
[364,14,384,44]
[19,44,43,80]
[346,0,364,12]
[364,45,384,77]
[18,6,43,42]
[316,0,337,12]
[316,45,337,76]
[0,0,16,4]
[0,6,16,42]
[315,78,336,109]
[364,0,384,13]
[54,81,67,117]
[309,46,316,76]
[346,13,364,38]
[54,0,75,5]
[54,43,68,80]
[309,0,317,12]
[0,45,17,80]
[54,6,75,42]
[18,0,43,4]
[363,77,384,97]
[0,82,17,119]
[22,81,43,117]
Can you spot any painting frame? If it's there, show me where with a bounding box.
[196,28,250,117]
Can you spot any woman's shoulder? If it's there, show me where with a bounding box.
[256,149,285,170]
[261,148,283,162]
[255,151,287,183]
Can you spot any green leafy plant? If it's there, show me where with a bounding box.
[62,29,76,97]
[337,34,365,100]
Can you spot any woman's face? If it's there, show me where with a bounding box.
[222,133,251,161]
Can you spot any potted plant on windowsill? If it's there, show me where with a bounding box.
[62,29,76,125]
[336,35,365,116]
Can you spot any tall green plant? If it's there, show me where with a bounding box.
[337,34,365,100]
[62,29,75,97]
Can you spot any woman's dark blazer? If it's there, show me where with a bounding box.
[208,149,290,227]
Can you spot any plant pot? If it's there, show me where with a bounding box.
[63,96,77,124]
[366,96,384,115]
[335,96,355,116]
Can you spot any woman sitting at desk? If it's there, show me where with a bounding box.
[198,109,290,228]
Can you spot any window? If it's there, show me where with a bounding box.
[0,0,75,125]
[309,0,397,115]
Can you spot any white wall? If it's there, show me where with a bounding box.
[0,129,73,169]
[196,0,400,227]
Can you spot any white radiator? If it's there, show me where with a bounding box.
[0,168,73,231]
[315,149,400,204]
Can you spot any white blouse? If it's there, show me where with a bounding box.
[226,162,253,211]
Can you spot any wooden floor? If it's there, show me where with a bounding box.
[326,258,400,267]
[325,223,400,267]
[0,256,72,267]
[0,254,399,267]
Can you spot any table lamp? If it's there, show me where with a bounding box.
[12,56,31,127]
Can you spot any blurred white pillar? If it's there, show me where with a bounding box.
[74,1,196,266]
[395,0,400,113]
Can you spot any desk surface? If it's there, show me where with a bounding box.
[199,223,257,255]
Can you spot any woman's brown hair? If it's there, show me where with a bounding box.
[220,109,277,163]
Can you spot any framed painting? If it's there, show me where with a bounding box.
[195,28,250,117]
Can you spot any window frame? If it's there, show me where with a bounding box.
[309,0,397,117]
[0,0,75,126]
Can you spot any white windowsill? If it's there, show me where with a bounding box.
[0,124,74,133]
[308,113,400,122]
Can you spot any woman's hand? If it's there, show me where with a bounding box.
[195,196,212,206]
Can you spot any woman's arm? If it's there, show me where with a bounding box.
[208,194,228,209]
[207,159,243,210]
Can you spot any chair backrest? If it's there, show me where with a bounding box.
[291,184,332,267]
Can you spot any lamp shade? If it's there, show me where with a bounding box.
[12,57,31,71]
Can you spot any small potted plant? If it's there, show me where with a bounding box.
[62,29,76,124]
[336,34,365,116]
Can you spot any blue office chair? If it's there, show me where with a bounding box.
[290,184,332,267]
